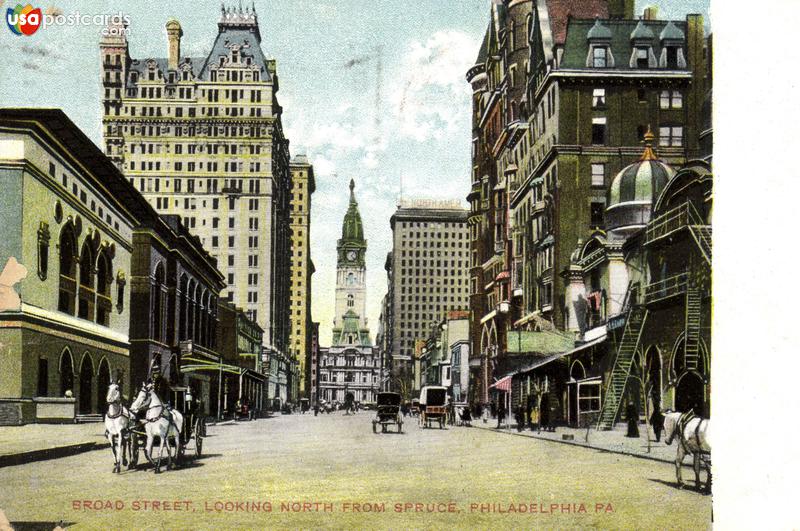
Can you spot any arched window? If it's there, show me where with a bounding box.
[187,280,196,340]
[347,294,354,308]
[58,225,78,314]
[115,271,126,314]
[152,263,165,342]
[95,250,112,326]
[198,289,208,346]
[179,274,188,341]
[209,295,217,348]
[59,348,74,396]
[78,241,95,320]
[78,353,94,414]
[37,222,50,280]
[97,357,111,412]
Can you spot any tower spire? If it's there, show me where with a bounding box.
[640,124,658,161]
[349,178,356,203]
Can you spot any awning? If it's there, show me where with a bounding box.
[515,336,606,375]
[490,375,512,392]
[181,355,243,376]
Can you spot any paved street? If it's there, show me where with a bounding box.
[0,412,710,529]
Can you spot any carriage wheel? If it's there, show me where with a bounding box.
[194,418,204,456]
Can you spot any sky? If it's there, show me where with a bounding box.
[0,0,710,345]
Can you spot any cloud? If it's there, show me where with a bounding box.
[390,30,478,142]
[311,153,336,176]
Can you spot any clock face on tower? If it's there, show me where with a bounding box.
[347,250,357,261]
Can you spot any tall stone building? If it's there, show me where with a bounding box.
[466,0,708,408]
[386,200,470,398]
[318,180,379,404]
[100,4,292,371]
[288,154,315,399]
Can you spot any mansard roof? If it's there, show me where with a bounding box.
[560,18,690,70]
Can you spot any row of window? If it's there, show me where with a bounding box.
[130,160,262,174]
[46,164,122,232]
[129,105,265,119]
[56,222,123,326]
[591,88,682,110]
[590,44,682,69]
[107,122,268,139]
[590,118,683,147]
[131,142,262,156]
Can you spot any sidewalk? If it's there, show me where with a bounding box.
[0,423,109,467]
[472,421,679,464]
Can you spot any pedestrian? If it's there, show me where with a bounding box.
[514,405,524,432]
[314,400,319,416]
[650,405,665,442]
[626,401,640,438]
[496,403,506,429]
[539,395,549,432]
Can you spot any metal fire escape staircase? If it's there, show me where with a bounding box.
[597,285,648,430]
[684,287,702,372]
[686,202,712,266]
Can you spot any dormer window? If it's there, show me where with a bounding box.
[592,47,608,67]
[182,70,189,81]
[659,21,686,69]
[586,19,614,68]
[666,46,679,69]
[130,72,138,83]
[635,47,649,69]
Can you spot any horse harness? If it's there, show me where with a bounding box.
[106,400,130,420]
[676,410,710,457]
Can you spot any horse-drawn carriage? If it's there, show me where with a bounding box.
[410,398,420,417]
[128,383,205,472]
[372,392,403,434]
[104,381,204,474]
[419,386,448,429]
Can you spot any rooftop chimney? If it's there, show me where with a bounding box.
[643,6,659,20]
[166,19,182,71]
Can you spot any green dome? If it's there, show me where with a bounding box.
[660,21,685,41]
[630,20,655,41]
[605,130,675,233]
[587,19,612,40]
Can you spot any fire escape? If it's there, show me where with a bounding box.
[597,200,711,430]
[597,283,648,430]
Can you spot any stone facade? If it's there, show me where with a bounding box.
[386,200,470,398]
[100,5,292,367]
[466,0,709,413]
[0,109,138,424]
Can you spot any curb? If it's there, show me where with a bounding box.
[471,425,676,465]
[0,440,109,468]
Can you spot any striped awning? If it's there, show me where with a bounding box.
[490,375,512,392]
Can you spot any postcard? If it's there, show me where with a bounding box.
[0,0,723,528]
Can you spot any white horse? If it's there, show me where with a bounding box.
[104,382,134,473]
[663,411,711,492]
[129,381,184,473]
